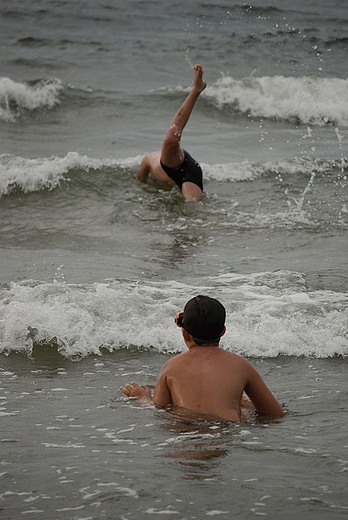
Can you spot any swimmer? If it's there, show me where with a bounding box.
[120,295,284,422]
[137,64,206,202]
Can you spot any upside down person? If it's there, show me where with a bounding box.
[137,64,206,202]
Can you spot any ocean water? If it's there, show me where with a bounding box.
[0,0,347,518]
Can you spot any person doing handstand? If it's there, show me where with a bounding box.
[120,295,284,422]
[137,64,206,202]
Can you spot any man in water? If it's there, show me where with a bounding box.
[137,64,206,201]
[120,295,284,422]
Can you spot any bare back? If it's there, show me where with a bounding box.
[153,346,283,422]
[137,152,176,186]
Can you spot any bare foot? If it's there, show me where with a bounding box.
[193,64,206,93]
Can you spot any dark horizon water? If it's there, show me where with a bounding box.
[0,1,347,518]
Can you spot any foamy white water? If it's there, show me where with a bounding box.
[0,152,142,196]
[204,75,348,126]
[1,1,347,519]
[1,151,346,195]
[1,274,347,359]
[0,77,63,122]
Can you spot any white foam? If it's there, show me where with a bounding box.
[0,77,63,122]
[0,273,347,359]
[0,152,143,197]
[204,75,348,127]
[203,155,346,183]
[1,151,344,199]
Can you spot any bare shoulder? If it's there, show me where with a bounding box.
[138,152,160,169]
[140,151,175,185]
[158,351,188,373]
[161,348,251,371]
[145,151,161,165]
[138,152,161,180]
[162,351,187,366]
[211,349,257,378]
[214,348,250,364]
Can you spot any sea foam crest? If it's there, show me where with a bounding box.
[1,149,346,200]
[202,156,345,182]
[1,151,345,198]
[0,77,63,122]
[0,152,142,197]
[0,274,347,360]
[205,75,348,126]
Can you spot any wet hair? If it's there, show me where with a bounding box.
[181,295,226,345]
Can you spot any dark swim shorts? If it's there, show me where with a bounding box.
[160,150,203,191]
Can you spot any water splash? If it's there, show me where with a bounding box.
[287,171,316,214]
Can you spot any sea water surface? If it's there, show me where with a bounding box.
[0,0,348,519]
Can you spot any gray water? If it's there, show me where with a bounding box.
[1,351,347,519]
[0,0,347,518]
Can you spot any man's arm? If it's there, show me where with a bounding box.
[244,363,283,418]
[119,376,172,410]
[137,156,151,180]
[119,360,173,408]
[152,363,172,408]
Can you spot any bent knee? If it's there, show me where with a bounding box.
[182,182,202,201]
[163,127,182,147]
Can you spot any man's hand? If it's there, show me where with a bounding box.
[120,381,152,401]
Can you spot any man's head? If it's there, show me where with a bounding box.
[179,295,226,345]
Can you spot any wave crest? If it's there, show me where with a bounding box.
[204,75,348,127]
[0,152,142,197]
[0,77,63,122]
[0,274,347,360]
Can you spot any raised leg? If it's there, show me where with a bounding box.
[160,64,206,169]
